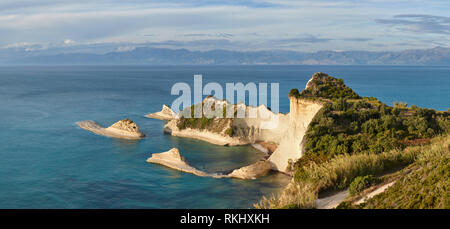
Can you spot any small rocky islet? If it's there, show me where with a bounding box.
[77,118,145,140]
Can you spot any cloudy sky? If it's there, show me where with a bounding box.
[1,0,449,53]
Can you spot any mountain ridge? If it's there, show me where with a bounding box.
[5,46,450,66]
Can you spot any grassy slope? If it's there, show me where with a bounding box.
[356,136,449,209]
[255,135,449,209]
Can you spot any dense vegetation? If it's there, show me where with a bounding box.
[294,74,449,170]
[349,175,380,195]
[176,103,235,135]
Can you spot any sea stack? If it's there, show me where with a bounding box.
[77,118,145,140]
[147,148,272,179]
[147,148,210,177]
[146,105,177,120]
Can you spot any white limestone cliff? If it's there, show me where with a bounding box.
[268,97,323,173]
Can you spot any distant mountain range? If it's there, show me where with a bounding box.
[4,46,450,65]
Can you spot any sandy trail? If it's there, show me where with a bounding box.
[314,180,397,209]
[315,190,349,209]
[355,181,396,205]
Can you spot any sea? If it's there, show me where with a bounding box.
[0,65,448,208]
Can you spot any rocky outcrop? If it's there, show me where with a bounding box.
[151,73,328,176]
[228,160,272,179]
[163,97,290,147]
[147,148,210,177]
[146,105,176,120]
[163,118,248,146]
[77,118,145,140]
[147,148,272,179]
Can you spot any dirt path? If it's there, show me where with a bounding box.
[315,190,349,209]
[355,181,396,205]
[315,180,397,209]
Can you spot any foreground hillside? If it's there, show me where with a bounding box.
[341,135,449,209]
[255,73,449,209]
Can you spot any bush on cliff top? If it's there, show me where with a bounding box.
[289,72,360,100]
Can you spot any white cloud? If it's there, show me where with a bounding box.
[64,39,75,44]
[0,1,448,51]
[116,46,136,52]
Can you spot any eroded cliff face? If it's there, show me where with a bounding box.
[232,105,290,144]
[162,97,289,146]
[268,97,323,173]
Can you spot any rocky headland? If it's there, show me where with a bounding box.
[146,73,332,179]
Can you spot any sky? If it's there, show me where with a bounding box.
[0,0,449,53]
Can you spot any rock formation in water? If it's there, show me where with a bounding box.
[147,148,272,179]
[147,73,338,178]
[146,104,177,120]
[147,148,210,177]
[77,118,145,140]
[227,160,272,179]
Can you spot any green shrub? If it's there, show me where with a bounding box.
[349,175,380,195]
[335,201,357,209]
[289,88,300,97]
[225,127,233,137]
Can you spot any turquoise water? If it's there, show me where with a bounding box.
[0,65,448,209]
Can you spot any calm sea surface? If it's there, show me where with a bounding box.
[0,65,448,208]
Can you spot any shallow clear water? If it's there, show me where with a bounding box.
[0,65,448,208]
